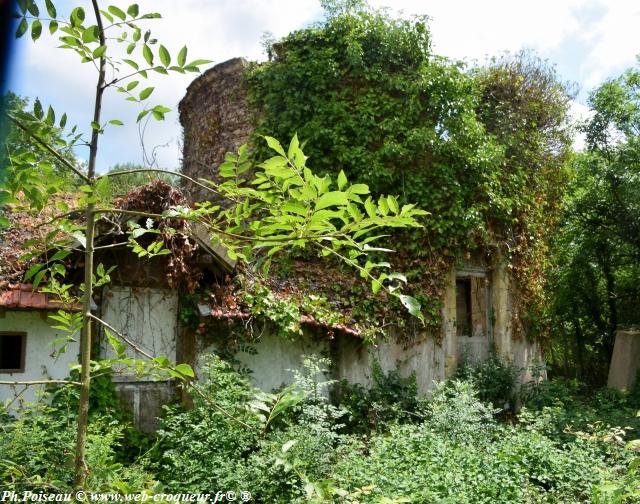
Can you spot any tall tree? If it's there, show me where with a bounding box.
[549,62,640,382]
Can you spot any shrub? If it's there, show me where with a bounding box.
[0,400,153,491]
[150,355,261,492]
[456,353,519,410]
[337,360,419,433]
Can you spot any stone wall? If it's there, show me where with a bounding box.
[179,58,255,202]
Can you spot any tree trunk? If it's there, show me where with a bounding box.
[74,0,105,488]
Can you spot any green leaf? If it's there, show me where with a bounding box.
[26,1,39,16]
[59,113,67,128]
[31,19,42,41]
[186,59,212,67]
[109,119,124,126]
[59,36,80,47]
[177,45,187,67]
[15,18,28,38]
[107,5,126,20]
[24,263,44,281]
[122,58,138,70]
[49,249,72,262]
[378,196,389,216]
[33,98,43,119]
[48,20,58,34]
[387,195,399,214]
[151,105,171,120]
[315,191,349,210]
[105,328,127,358]
[136,109,149,122]
[127,3,139,17]
[399,294,423,320]
[159,44,170,67]
[45,0,57,18]
[45,105,55,126]
[337,170,348,190]
[33,269,46,290]
[138,86,154,100]
[263,136,286,156]
[348,183,369,195]
[126,42,135,54]
[364,197,376,218]
[81,25,99,43]
[99,9,113,22]
[174,363,195,378]
[126,80,139,91]
[70,7,85,27]
[142,44,153,65]
[92,45,107,58]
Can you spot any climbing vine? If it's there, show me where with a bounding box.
[247,5,572,340]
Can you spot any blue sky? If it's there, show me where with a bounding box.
[5,0,640,172]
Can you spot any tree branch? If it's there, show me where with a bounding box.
[7,115,90,182]
[0,380,81,386]
[99,168,225,198]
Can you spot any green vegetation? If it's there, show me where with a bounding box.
[2,356,639,502]
[2,0,639,498]
[549,63,640,384]
[248,5,573,337]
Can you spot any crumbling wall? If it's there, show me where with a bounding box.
[179,58,255,202]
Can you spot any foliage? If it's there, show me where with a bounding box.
[338,360,419,433]
[474,52,573,341]
[150,355,261,492]
[0,399,154,492]
[331,379,621,503]
[4,351,639,501]
[548,61,640,383]
[248,6,572,333]
[456,353,519,411]
[0,92,82,223]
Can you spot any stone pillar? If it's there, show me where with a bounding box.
[607,329,640,391]
[442,267,457,377]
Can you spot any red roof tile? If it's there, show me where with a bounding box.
[0,283,82,311]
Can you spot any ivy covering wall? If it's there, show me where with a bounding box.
[245,5,573,340]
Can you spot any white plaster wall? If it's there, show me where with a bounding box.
[199,331,330,392]
[0,311,80,407]
[335,332,446,395]
[101,287,178,380]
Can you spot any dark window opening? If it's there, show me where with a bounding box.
[0,332,26,372]
[456,279,472,337]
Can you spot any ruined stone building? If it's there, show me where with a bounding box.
[177,58,545,395]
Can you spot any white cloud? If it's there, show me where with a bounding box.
[369,0,583,61]
[576,1,640,87]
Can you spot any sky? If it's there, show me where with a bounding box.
[5,0,640,172]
